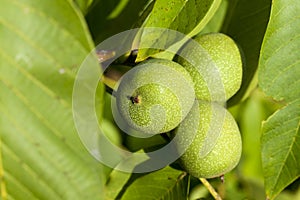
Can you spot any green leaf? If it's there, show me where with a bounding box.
[258,0,300,198]
[258,0,300,103]
[0,0,104,199]
[104,149,153,200]
[222,0,272,106]
[104,168,131,200]
[136,0,222,61]
[121,166,188,200]
[261,101,300,199]
[200,0,228,34]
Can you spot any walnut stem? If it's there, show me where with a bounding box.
[199,178,222,200]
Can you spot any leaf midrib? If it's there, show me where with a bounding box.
[264,105,300,196]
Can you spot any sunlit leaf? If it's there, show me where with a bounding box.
[258,1,300,103]
[258,0,300,198]
[201,0,228,34]
[104,168,131,200]
[136,0,221,61]
[261,101,300,199]
[0,0,104,199]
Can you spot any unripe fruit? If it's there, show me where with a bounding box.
[115,58,195,134]
[176,33,243,102]
[174,100,242,178]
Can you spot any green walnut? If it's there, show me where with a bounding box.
[174,100,242,178]
[115,58,195,134]
[176,33,243,102]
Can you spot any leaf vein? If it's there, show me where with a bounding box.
[1,143,59,200]
[269,124,299,194]
[0,104,83,198]
[0,52,81,159]
[0,18,74,78]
